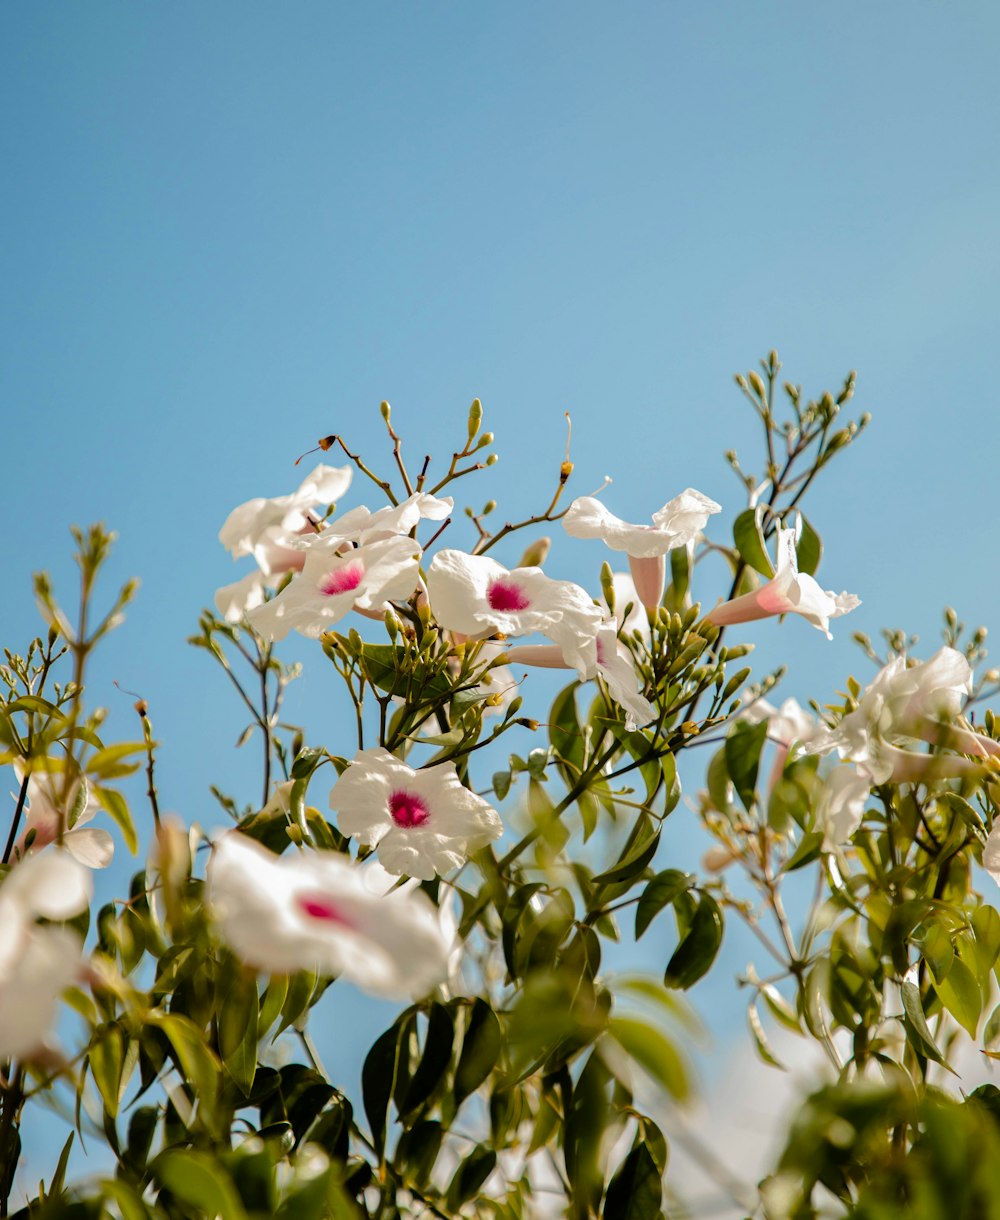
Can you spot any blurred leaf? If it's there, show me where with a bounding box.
[454,999,503,1106]
[93,785,138,854]
[608,1017,688,1100]
[217,966,259,1096]
[748,1002,786,1070]
[603,1142,664,1220]
[155,1149,247,1220]
[446,1146,498,1212]
[936,956,982,1040]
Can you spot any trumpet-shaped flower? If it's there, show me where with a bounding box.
[206,833,454,999]
[329,748,503,880]
[219,464,353,575]
[506,621,654,728]
[706,528,860,639]
[740,697,827,795]
[0,850,92,1058]
[426,550,602,653]
[563,489,721,610]
[13,772,114,869]
[305,492,453,552]
[246,534,422,641]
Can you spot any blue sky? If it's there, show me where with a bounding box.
[3,0,1000,1202]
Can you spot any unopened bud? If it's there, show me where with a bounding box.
[519,537,551,569]
[467,398,483,440]
[703,845,736,873]
[517,718,540,731]
[476,432,494,450]
[560,459,574,482]
[380,400,391,423]
[599,562,615,611]
[384,609,399,641]
[485,453,499,466]
[748,371,766,398]
[482,499,497,516]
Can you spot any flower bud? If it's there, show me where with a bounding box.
[476,432,494,450]
[519,537,551,569]
[485,453,499,466]
[482,499,497,517]
[703,845,736,873]
[599,562,615,611]
[467,398,483,440]
[560,459,574,482]
[748,370,766,398]
[380,400,391,423]
[384,609,400,641]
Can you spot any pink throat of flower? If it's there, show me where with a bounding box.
[319,560,365,597]
[296,892,353,925]
[487,578,531,612]
[389,789,431,828]
[595,636,608,666]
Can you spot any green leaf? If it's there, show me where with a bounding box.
[635,870,692,940]
[362,1021,406,1155]
[492,770,512,800]
[733,507,775,577]
[603,1142,664,1220]
[454,1000,503,1105]
[155,1149,247,1220]
[447,1147,499,1211]
[87,741,149,781]
[608,1017,688,1100]
[89,1024,125,1118]
[146,1012,220,1114]
[900,973,949,1068]
[217,967,259,1096]
[93,785,138,854]
[259,976,288,1036]
[748,1002,786,1070]
[725,720,768,812]
[936,956,982,1039]
[783,831,824,873]
[592,815,660,887]
[984,1002,1000,1054]
[664,895,723,990]
[796,515,822,576]
[399,1002,454,1117]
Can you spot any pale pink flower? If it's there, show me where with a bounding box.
[329,747,503,880]
[246,534,422,641]
[215,570,269,624]
[0,851,92,1058]
[219,464,353,576]
[604,572,651,641]
[505,621,654,729]
[808,647,989,783]
[12,771,114,869]
[426,550,602,655]
[740,697,826,794]
[706,528,860,639]
[206,833,454,999]
[563,489,721,610]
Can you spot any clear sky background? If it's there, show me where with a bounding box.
[3,2,1000,1210]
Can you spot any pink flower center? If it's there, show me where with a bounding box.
[297,892,352,925]
[319,560,365,597]
[596,637,608,666]
[388,789,431,828]
[487,578,531,612]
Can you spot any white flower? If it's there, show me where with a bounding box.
[329,748,503,880]
[563,490,721,559]
[13,771,114,869]
[426,550,602,653]
[706,528,860,639]
[219,464,354,575]
[816,764,872,848]
[564,490,721,611]
[506,621,654,729]
[214,570,269,624]
[206,833,454,1000]
[808,647,987,783]
[246,534,422,641]
[305,493,453,552]
[0,851,92,1059]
